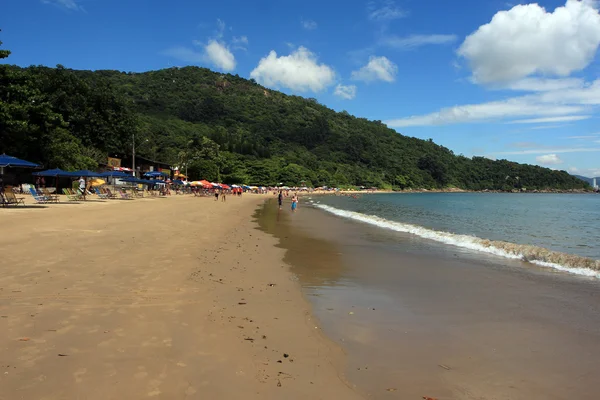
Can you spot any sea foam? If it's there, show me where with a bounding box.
[313,203,600,279]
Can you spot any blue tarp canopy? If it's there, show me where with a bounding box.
[0,154,40,168]
[70,170,103,178]
[120,177,152,185]
[144,171,168,177]
[172,179,184,185]
[32,168,70,177]
[101,171,132,178]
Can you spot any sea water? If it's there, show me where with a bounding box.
[309,193,600,277]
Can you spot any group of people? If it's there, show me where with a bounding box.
[214,187,243,202]
[278,190,298,211]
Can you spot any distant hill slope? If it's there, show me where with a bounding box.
[0,62,591,190]
[573,175,599,185]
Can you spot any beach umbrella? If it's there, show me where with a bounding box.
[89,178,106,187]
[0,154,41,188]
[0,154,40,168]
[32,168,74,193]
[69,170,102,200]
[32,168,68,177]
[101,171,132,178]
[113,167,133,172]
[70,170,102,177]
[144,171,168,177]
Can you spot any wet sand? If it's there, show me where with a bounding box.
[0,195,361,400]
[257,198,600,400]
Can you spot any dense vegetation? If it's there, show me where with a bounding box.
[0,40,590,190]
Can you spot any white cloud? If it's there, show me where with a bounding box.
[530,124,570,130]
[380,34,457,49]
[164,41,235,72]
[569,166,600,177]
[496,147,600,155]
[351,56,397,82]
[508,115,591,124]
[386,77,600,127]
[501,77,585,92]
[231,36,248,51]
[215,18,226,38]
[164,19,244,72]
[204,40,236,71]
[385,97,585,127]
[536,154,563,165]
[458,0,600,84]
[334,84,357,100]
[368,0,407,21]
[41,0,83,11]
[566,134,600,139]
[162,46,205,63]
[250,47,336,92]
[301,19,317,30]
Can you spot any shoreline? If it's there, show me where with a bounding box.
[0,195,362,399]
[305,194,600,276]
[267,199,600,399]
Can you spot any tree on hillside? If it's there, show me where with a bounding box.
[0,59,590,190]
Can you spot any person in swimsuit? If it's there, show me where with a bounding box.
[278,190,283,209]
[291,194,298,212]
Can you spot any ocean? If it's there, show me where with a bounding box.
[256,193,600,399]
[309,193,600,277]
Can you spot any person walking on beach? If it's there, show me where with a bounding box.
[221,189,226,202]
[278,190,283,210]
[291,194,298,212]
[78,176,86,195]
[214,190,219,201]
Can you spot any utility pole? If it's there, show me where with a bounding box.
[132,133,136,177]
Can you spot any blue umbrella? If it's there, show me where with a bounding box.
[144,171,168,177]
[172,179,184,185]
[121,177,152,185]
[101,171,133,178]
[32,168,70,177]
[70,170,103,177]
[0,154,40,168]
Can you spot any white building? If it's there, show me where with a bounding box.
[593,178,598,189]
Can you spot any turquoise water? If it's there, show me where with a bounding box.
[309,193,600,274]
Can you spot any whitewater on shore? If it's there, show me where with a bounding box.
[309,201,600,279]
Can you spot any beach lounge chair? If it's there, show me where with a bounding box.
[68,188,84,200]
[3,191,25,206]
[118,190,132,199]
[62,188,80,201]
[40,188,59,202]
[94,187,109,199]
[103,188,117,198]
[29,188,50,203]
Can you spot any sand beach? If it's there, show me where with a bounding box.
[0,194,361,400]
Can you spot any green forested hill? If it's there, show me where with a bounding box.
[0,55,590,190]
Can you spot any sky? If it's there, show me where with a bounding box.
[3,0,600,177]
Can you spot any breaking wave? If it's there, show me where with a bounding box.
[312,203,600,279]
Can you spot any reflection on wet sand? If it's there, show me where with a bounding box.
[256,198,600,400]
[255,200,347,288]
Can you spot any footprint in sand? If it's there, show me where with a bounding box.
[74,368,87,383]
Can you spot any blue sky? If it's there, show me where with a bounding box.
[3,0,600,177]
